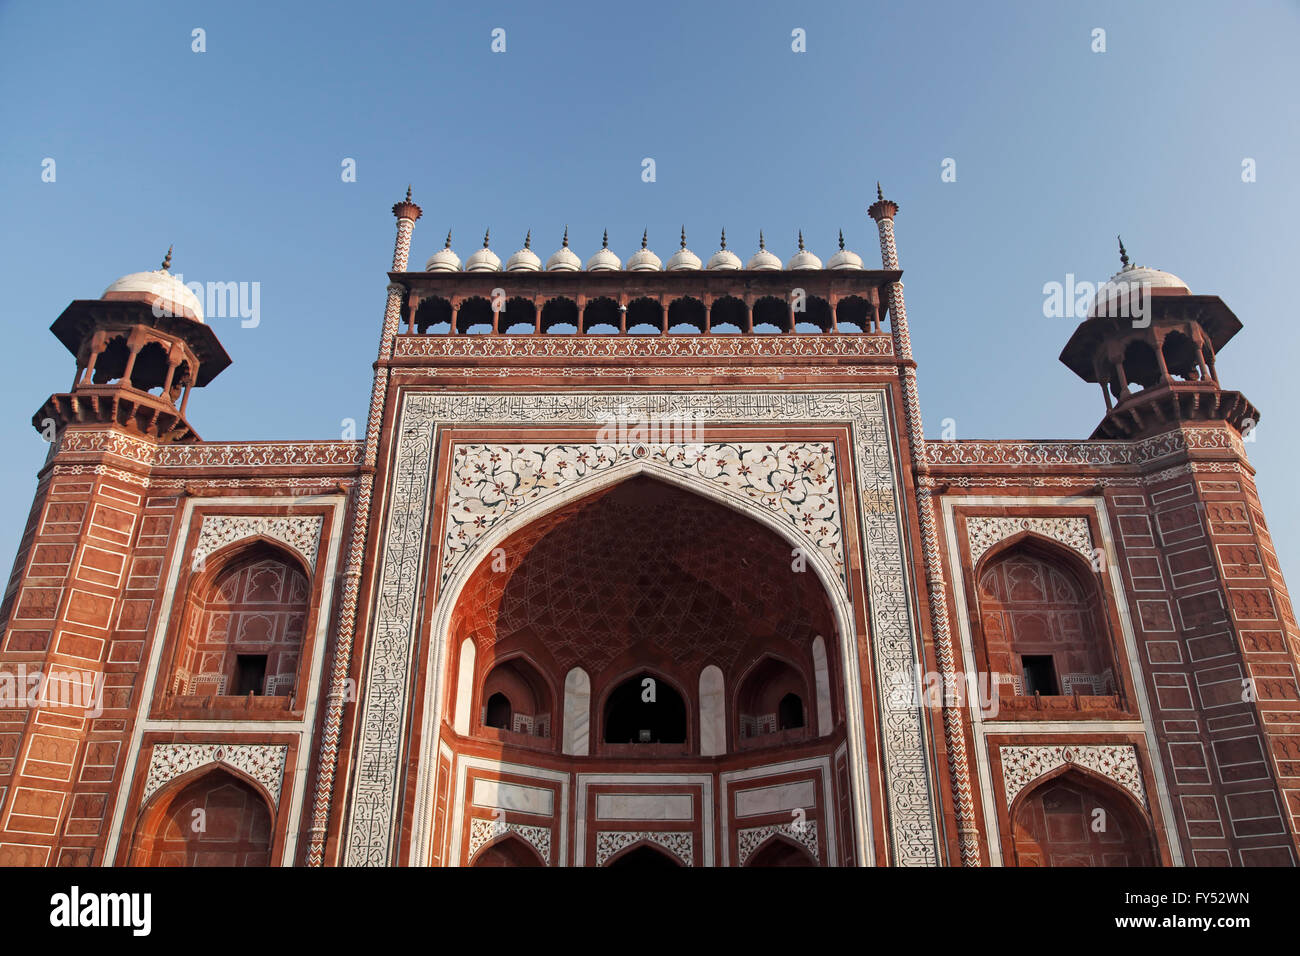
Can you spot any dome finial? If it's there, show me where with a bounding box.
[798,230,805,251]
[524,229,531,249]
[444,230,452,249]
[680,226,687,249]
[161,245,173,272]
[405,184,412,202]
[759,230,766,250]
[720,228,727,249]
[483,228,490,248]
[838,229,845,251]
[602,228,609,249]
[876,182,883,201]
[641,228,648,249]
[562,225,569,248]
[1118,235,1130,268]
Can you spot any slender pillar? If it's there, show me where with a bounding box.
[306,186,420,866]
[869,184,979,866]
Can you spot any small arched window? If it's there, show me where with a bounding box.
[737,657,810,742]
[778,692,805,730]
[603,673,687,744]
[485,692,512,729]
[479,658,552,738]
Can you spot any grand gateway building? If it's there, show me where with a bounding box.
[0,187,1296,868]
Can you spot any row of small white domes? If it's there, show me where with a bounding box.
[424,228,868,273]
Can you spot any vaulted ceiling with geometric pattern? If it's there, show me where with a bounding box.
[450,476,837,684]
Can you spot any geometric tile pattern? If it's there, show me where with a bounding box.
[966,515,1093,566]
[193,514,324,573]
[142,743,289,807]
[466,818,551,865]
[737,819,820,865]
[1000,744,1147,810]
[444,440,843,588]
[594,830,694,867]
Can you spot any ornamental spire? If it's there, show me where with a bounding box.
[680,226,687,249]
[1118,235,1130,268]
[602,228,609,249]
[161,245,173,272]
[838,229,845,251]
[641,228,648,249]
[720,228,727,249]
[524,229,531,249]
[797,230,805,251]
[759,230,766,250]
[562,225,569,248]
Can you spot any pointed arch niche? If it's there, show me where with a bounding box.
[971,530,1122,706]
[1009,768,1156,866]
[130,766,275,866]
[425,470,859,867]
[165,539,312,709]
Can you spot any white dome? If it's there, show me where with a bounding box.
[505,231,541,272]
[665,227,701,271]
[826,230,864,270]
[102,255,205,323]
[463,230,501,272]
[626,230,662,272]
[745,232,781,271]
[425,232,461,272]
[706,230,741,270]
[586,230,621,271]
[546,227,581,271]
[1091,243,1190,317]
[785,231,822,270]
[1102,264,1189,292]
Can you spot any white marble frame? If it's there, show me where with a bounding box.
[574,772,714,867]
[101,494,348,866]
[448,755,570,867]
[939,494,1183,866]
[719,755,837,867]
[340,387,941,867]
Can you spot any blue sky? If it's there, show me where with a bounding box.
[2,1,1298,583]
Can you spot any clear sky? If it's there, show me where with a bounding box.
[2,1,1298,583]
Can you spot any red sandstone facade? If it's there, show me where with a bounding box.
[0,190,1296,867]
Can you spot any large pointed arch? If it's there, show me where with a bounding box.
[410,462,872,866]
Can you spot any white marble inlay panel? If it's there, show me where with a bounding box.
[735,779,818,818]
[471,779,554,816]
[595,793,694,821]
[563,667,591,756]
